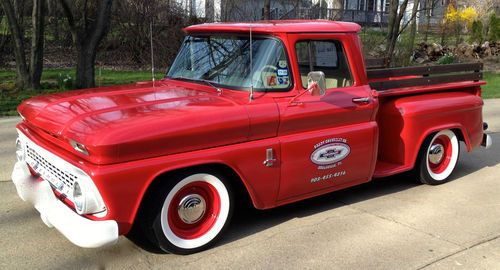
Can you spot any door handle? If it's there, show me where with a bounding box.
[263,148,276,167]
[352,97,370,104]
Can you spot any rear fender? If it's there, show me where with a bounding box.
[377,91,483,172]
[414,124,471,162]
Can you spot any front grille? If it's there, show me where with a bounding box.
[24,139,77,200]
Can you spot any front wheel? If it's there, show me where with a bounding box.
[414,129,460,185]
[142,172,233,254]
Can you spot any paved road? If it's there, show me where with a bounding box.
[1,100,500,270]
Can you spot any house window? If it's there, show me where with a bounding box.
[428,1,434,16]
[359,0,365,11]
[367,0,375,11]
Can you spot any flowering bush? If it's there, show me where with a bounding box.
[445,6,477,29]
[444,5,478,44]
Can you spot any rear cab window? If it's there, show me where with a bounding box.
[295,40,353,89]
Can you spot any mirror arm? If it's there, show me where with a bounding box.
[289,82,317,104]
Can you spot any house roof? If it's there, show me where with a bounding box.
[184,20,362,34]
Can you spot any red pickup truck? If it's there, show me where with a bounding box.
[12,20,492,254]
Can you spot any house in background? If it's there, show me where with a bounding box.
[176,0,391,26]
[417,0,452,30]
[415,0,482,32]
[299,0,390,26]
[175,0,477,29]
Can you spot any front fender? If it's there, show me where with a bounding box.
[89,137,281,235]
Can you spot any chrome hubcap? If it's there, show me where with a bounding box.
[177,194,206,224]
[429,143,444,164]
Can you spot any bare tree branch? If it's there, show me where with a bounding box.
[59,0,77,43]
[1,0,45,90]
[58,0,113,88]
[30,0,44,88]
[1,0,29,87]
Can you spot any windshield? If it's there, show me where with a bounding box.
[166,35,292,91]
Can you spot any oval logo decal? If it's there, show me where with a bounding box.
[310,143,350,166]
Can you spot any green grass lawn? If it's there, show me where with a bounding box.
[0,68,499,116]
[0,68,164,116]
[481,72,500,99]
[0,68,163,88]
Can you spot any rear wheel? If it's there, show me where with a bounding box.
[414,129,460,185]
[141,172,233,254]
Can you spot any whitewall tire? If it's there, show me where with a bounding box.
[415,129,460,185]
[141,171,233,254]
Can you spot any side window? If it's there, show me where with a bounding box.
[295,40,353,89]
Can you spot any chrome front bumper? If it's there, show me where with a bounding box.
[11,161,119,248]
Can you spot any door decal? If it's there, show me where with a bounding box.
[310,138,350,170]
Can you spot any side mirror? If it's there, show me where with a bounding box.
[307,71,326,96]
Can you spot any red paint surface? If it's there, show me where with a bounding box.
[16,21,486,235]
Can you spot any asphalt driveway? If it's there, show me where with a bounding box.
[1,100,499,270]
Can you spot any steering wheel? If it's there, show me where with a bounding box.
[252,65,277,87]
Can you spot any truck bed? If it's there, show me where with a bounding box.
[368,62,485,178]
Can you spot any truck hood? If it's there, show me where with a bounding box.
[18,80,250,164]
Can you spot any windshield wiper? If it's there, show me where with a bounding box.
[166,75,190,81]
[167,76,222,94]
[198,79,222,94]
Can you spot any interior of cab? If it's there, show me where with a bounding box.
[295,40,353,89]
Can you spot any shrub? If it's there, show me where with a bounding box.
[487,13,500,41]
[445,5,478,44]
[459,7,478,28]
[470,20,484,43]
[437,53,456,65]
[57,73,73,90]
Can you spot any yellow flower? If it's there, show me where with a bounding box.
[445,5,478,28]
[459,7,477,26]
[445,5,458,22]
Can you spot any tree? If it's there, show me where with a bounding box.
[423,0,434,42]
[59,0,113,89]
[466,0,497,20]
[403,0,420,66]
[0,5,9,60]
[469,20,483,43]
[385,0,408,67]
[330,0,344,21]
[263,0,270,20]
[487,13,500,42]
[46,0,62,42]
[205,0,214,21]
[1,0,45,90]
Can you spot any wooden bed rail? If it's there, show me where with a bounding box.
[367,62,483,91]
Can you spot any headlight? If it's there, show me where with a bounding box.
[73,182,85,213]
[72,178,106,215]
[15,138,25,161]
